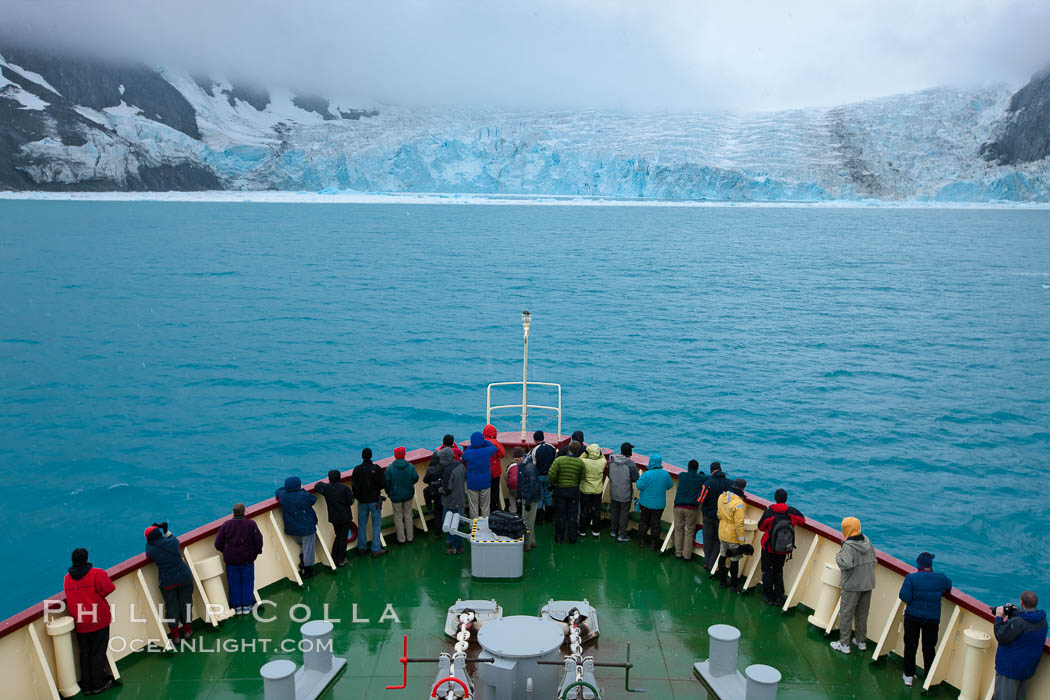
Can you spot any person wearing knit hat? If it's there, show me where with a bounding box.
[898,552,953,686]
[830,517,877,655]
[144,523,195,645]
[385,446,420,544]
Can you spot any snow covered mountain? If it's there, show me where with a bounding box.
[2,42,1049,201]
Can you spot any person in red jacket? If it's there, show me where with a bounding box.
[63,548,115,695]
[482,424,507,510]
[757,489,805,606]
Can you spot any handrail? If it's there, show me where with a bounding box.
[486,382,562,438]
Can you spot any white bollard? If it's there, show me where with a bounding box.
[745,664,782,700]
[196,555,232,622]
[807,563,841,628]
[959,628,991,700]
[261,659,297,700]
[707,624,741,677]
[45,616,80,698]
[301,620,335,674]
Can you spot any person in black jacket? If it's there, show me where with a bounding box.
[757,489,805,606]
[532,430,558,525]
[423,451,445,537]
[351,448,388,558]
[315,470,355,567]
[699,462,730,572]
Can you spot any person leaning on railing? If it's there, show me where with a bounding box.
[993,590,1047,700]
[671,459,705,560]
[144,522,194,645]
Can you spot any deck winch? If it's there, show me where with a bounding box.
[388,600,641,699]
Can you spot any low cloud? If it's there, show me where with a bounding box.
[3,0,1049,111]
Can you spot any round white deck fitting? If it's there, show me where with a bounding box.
[707,624,741,678]
[260,659,297,700]
[959,628,993,700]
[301,620,335,673]
[478,616,564,659]
[46,616,79,698]
[744,664,782,700]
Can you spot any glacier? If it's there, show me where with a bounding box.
[2,45,1050,201]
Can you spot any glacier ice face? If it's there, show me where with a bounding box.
[2,47,1049,201]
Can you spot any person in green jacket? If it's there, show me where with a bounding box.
[578,444,606,538]
[385,447,419,544]
[672,459,705,560]
[636,454,673,551]
[547,441,585,544]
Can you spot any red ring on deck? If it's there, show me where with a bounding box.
[430,676,469,698]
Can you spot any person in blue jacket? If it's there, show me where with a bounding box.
[993,590,1047,700]
[897,552,952,686]
[144,523,194,645]
[276,476,319,578]
[462,431,497,518]
[635,454,673,551]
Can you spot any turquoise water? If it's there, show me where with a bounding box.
[1,201,1048,616]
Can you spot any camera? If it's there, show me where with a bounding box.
[991,603,1019,618]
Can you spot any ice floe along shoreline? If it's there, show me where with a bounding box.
[2,189,1050,209]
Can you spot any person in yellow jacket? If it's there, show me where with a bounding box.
[578,444,607,538]
[717,478,748,592]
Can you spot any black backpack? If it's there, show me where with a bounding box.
[769,513,796,556]
[488,510,526,539]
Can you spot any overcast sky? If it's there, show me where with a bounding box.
[4,0,1049,111]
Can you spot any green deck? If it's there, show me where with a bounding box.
[107,522,956,699]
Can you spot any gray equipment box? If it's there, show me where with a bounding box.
[443,512,524,579]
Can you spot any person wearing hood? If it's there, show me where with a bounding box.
[699,462,731,571]
[439,448,467,555]
[144,523,194,645]
[532,430,558,524]
[385,446,420,544]
[548,440,585,544]
[830,517,877,654]
[716,478,749,592]
[482,424,507,510]
[578,444,607,538]
[516,443,542,550]
[463,431,498,518]
[276,476,319,578]
[214,503,264,614]
[63,548,115,694]
[605,442,638,542]
[757,488,805,606]
[636,454,673,551]
[352,448,387,558]
[314,471,355,566]
[993,590,1046,700]
[897,551,952,686]
[672,460,705,560]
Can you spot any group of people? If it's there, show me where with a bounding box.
[59,427,1045,698]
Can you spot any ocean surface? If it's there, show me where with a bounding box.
[1,200,1048,617]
